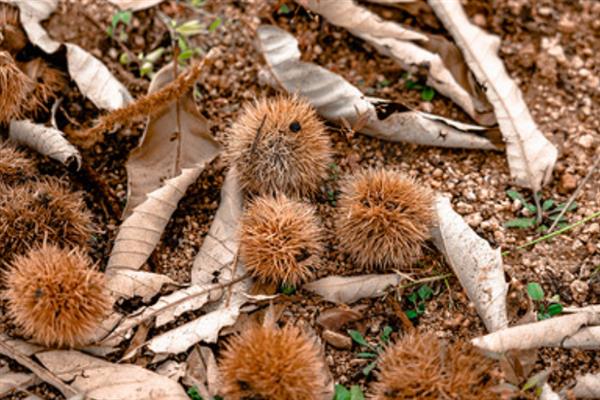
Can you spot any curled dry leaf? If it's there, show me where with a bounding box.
[567,373,600,399]
[257,25,500,150]
[472,312,600,353]
[296,0,494,124]
[9,120,81,169]
[431,196,508,332]
[104,269,175,302]
[9,0,132,109]
[428,0,557,191]
[107,0,165,11]
[317,306,365,331]
[107,63,220,275]
[36,350,188,399]
[303,274,403,304]
[0,372,38,397]
[155,360,187,382]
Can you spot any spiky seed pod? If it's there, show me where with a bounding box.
[19,58,68,117]
[0,178,93,260]
[219,324,330,399]
[371,332,499,400]
[0,51,32,124]
[336,168,435,270]
[240,194,323,286]
[3,244,110,348]
[0,141,36,185]
[226,95,332,198]
[0,3,27,55]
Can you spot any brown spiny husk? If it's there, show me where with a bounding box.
[336,168,435,271]
[219,324,330,399]
[19,58,68,117]
[240,193,323,286]
[0,141,36,185]
[226,95,332,198]
[0,51,32,124]
[3,244,110,348]
[0,3,27,55]
[371,332,500,400]
[0,177,93,261]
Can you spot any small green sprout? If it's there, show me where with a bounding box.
[107,10,132,38]
[348,326,394,376]
[505,189,577,230]
[526,282,563,320]
[278,4,291,15]
[403,73,436,101]
[334,384,365,400]
[405,284,433,320]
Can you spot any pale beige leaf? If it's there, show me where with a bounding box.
[428,0,557,191]
[296,0,492,123]
[124,63,220,216]
[540,383,560,400]
[8,0,59,53]
[36,350,188,399]
[431,196,508,332]
[569,373,600,398]
[9,120,81,169]
[182,348,211,399]
[155,360,186,382]
[303,274,403,304]
[107,0,165,11]
[472,312,600,353]
[105,269,175,301]
[0,372,38,397]
[257,25,499,150]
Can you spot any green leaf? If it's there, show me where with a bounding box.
[405,79,422,90]
[333,384,351,400]
[362,361,377,376]
[178,49,194,61]
[405,310,418,320]
[280,283,296,295]
[106,26,113,38]
[524,203,538,213]
[421,86,435,101]
[112,10,132,30]
[542,199,554,211]
[526,282,544,301]
[278,4,291,14]
[357,352,377,359]
[177,19,203,36]
[119,52,130,65]
[417,284,433,301]
[380,325,393,343]
[547,303,563,317]
[504,217,536,229]
[506,190,525,203]
[417,303,426,315]
[140,61,153,77]
[145,47,165,63]
[348,330,369,348]
[208,17,222,32]
[554,202,577,213]
[350,385,365,400]
[187,386,203,400]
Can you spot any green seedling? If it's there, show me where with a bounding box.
[187,387,203,400]
[333,384,365,400]
[348,326,393,376]
[278,4,291,15]
[107,10,132,39]
[403,73,436,101]
[526,282,563,320]
[405,284,434,320]
[505,189,577,231]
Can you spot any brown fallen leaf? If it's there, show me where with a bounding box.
[317,306,365,331]
[303,274,403,304]
[322,329,352,350]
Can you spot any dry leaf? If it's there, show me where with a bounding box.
[540,383,561,400]
[199,346,220,397]
[296,0,494,124]
[568,373,600,398]
[155,360,186,382]
[303,274,403,304]
[107,0,165,11]
[9,0,132,109]
[9,120,81,169]
[366,0,442,30]
[317,306,365,331]
[36,350,188,399]
[182,348,211,399]
[428,0,557,191]
[431,196,508,332]
[0,372,38,397]
[257,25,500,150]
[472,312,600,353]
[105,269,175,302]
[123,63,220,216]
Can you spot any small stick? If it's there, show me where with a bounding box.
[548,157,600,233]
[0,340,78,398]
[398,273,454,290]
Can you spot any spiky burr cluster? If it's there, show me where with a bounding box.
[371,332,498,400]
[0,178,93,260]
[239,194,323,286]
[0,50,31,124]
[19,58,67,117]
[226,95,332,198]
[3,244,110,348]
[0,3,27,55]
[218,324,330,400]
[0,141,36,185]
[335,168,435,270]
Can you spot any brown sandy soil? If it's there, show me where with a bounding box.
[0,0,599,398]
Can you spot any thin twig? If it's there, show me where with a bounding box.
[533,191,543,225]
[0,339,78,398]
[548,157,600,233]
[398,273,454,290]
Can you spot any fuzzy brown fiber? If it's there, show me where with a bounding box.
[336,168,435,270]
[19,58,68,117]
[0,3,27,55]
[219,324,330,400]
[0,51,31,124]
[3,244,110,348]
[226,95,332,198]
[0,178,93,261]
[0,141,36,185]
[371,332,499,400]
[240,194,323,286]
